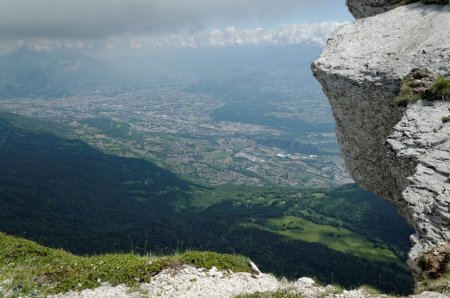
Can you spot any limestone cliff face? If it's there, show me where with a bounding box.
[312,3,450,273]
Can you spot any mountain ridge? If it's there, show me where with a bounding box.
[0,47,134,98]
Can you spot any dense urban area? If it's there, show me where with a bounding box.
[0,83,351,187]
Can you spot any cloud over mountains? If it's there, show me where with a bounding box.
[0,0,347,51]
[128,22,343,48]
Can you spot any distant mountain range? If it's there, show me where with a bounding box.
[0,48,135,98]
[113,45,325,102]
[0,44,324,99]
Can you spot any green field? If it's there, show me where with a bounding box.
[245,216,403,266]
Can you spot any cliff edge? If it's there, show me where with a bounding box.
[312,2,450,276]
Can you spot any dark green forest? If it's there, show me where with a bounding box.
[0,113,415,294]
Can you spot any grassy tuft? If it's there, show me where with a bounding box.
[395,75,422,106]
[415,245,450,295]
[416,270,450,296]
[395,69,450,106]
[431,76,450,101]
[0,232,250,296]
[178,251,250,272]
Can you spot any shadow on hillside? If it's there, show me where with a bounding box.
[0,116,414,295]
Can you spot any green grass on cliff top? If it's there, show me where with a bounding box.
[0,232,250,297]
[396,74,450,106]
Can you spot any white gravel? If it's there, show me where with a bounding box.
[142,265,281,297]
[49,265,442,298]
[50,265,282,298]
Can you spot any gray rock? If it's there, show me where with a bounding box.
[312,2,450,271]
[297,277,316,286]
[347,0,449,19]
[388,101,450,271]
[346,0,399,19]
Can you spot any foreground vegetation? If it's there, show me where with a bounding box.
[0,232,249,296]
[1,232,449,297]
[414,245,450,295]
[396,69,450,106]
[416,272,450,296]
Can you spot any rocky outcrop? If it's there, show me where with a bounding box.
[388,101,450,272]
[312,2,450,273]
[346,0,400,18]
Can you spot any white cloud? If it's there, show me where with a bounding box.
[124,22,344,49]
[14,22,343,52]
[0,0,350,53]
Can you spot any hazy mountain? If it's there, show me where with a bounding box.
[0,48,135,98]
[0,45,324,100]
[113,44,321,75]
[112,45,323,91]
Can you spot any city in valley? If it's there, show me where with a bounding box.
[0,79,351,188]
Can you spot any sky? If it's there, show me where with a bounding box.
[0,0,352,54]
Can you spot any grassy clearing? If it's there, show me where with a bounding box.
[244,216,402,266]
[0,232,250,296]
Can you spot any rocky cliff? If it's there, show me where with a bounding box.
[346,0,449,18]
[312,2,450,275]
[346,0,400,18]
